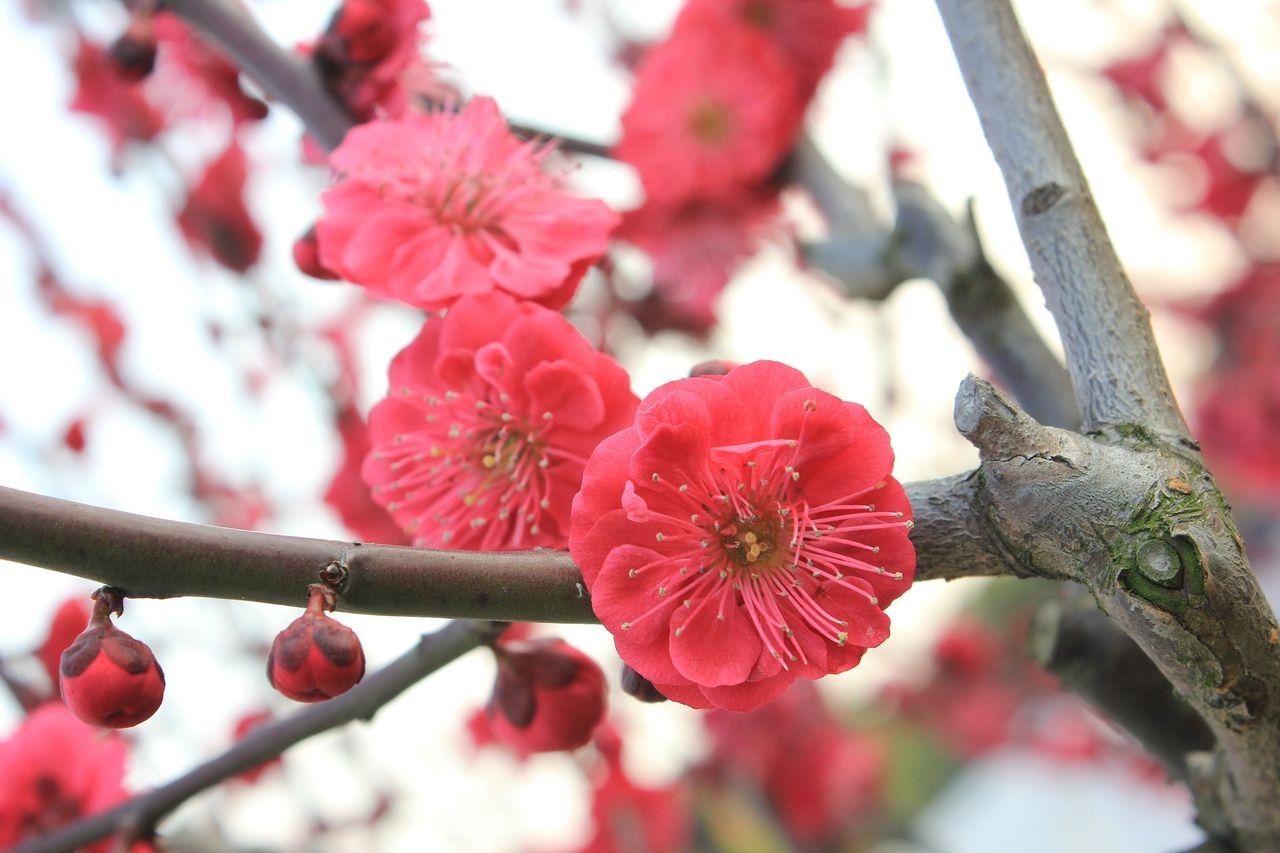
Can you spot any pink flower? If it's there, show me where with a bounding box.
[176,139,263,273]
[316,98,618,310]
[482,638,607,755]
[675,0,873,100]
[311,0,442,122]
[569,361,914,711]
[614,23,803,206]
[0,704,140,852]
[617,190,784,333]
[703,681,884,845]
[363,292,638,549]
[325,405,410,545]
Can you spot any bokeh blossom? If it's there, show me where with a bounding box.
[674,0,873,100]
[616,190,784,334]
[0,704,141,852]
[703,680,885,845]
[614,23,803,206]
[176,139,262,273]
[363,292,638,549]
[569,361,914,711]
[316,97,618,309]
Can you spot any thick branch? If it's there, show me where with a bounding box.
[13,619,502,853]
[934,0,1188,437]
[0,482,1012,619]
[956,375,1280,851]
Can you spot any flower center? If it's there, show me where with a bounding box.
[741,0,776,27]
[688,98,735,146]
[722,516,781,568]
[374,386,568,547]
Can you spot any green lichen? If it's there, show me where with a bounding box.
[1107,482,1207,615]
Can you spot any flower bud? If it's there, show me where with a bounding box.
[267,585,365,702]
[620,663,667,703]
[485,639,606,754]
[108,15,158,82]
[292,226,340,280]
[59,589,165,728]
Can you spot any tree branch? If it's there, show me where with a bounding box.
[163,0,354,153]
[955,375,1280,851]
[933,0,1188,437]
[796,142,1081,429]
[163,0,614,159]
[12,619,503,853]
[1029,596,1215,781]
[0,481,1014,621]
[0,486,592,623]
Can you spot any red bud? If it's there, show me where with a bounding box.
[59,589,165,728]
[292,226,340,280]
[485,639,606,754]
[267,585,365,702]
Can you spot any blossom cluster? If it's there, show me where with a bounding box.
[612,0,873,331]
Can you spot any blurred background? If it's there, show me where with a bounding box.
[0,0,1277,850]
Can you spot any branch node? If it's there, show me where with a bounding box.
[953,374,1056,460]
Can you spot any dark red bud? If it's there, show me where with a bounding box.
[59,590,165,728]
[485,639,606,754]
[109,16,158,82]
[62,418,87,453]
[688,359,737,377]
[620,663,667,703]
[267,585,365,702]
[293,226,340,280]
[331,0,398,64]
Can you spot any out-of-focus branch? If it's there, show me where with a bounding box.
[797,141,1081,430]
[163,0,614,159]
[12,619,504,853]
[163,0,354,153]
[1029,597,1214,781]
[941,202,1080,430]
[934,0,1188,437]
[0,481,1015,620]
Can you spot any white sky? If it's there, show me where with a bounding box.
[2,0,1273,849]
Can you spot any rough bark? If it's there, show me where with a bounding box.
[957,376,1280,849]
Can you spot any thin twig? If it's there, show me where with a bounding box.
[0,486,591,622]
[12,619,504,853]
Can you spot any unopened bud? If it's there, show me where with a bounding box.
[620,663,667,703]
[267,585,365,702]
[60,588,165,728]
